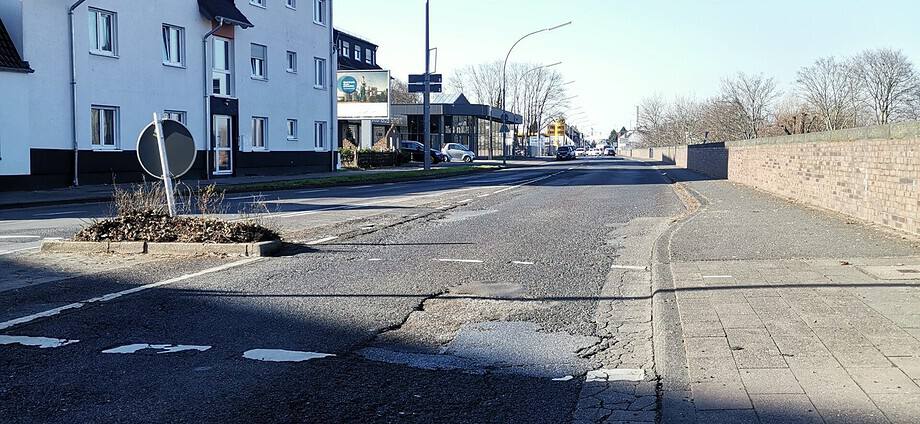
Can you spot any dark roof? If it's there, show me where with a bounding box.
[337,55,381,71]
[334,29,378,48]
[198,0,253,28]
[0,18,31,73]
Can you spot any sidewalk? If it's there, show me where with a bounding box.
[659,168,920,423]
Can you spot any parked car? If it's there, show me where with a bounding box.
[556,145,577,161]
[441,143,477,163]
[604,147,616,156]
[399,141,445,164]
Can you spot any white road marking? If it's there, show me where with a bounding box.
[0,246,41,256]
[242,349,335,362]
[33,211,84,217]
[102,344,211,354]
[435,258,484,263]
[0,235,41,239]
[458,198,474,203]
[297,189,329,194]
[703,275,734,279]
[368,258,383,262]
[305,236,338,245]
[610,265,649,271]
[347,185,374,190]
[492,170,568,195]
[477,193,491,198]
[0,257,262,331]
[552,375,574,381]
[226,195,258,200]
[585,368,646,382]
[0,335,79,349]
[511,261,535,265]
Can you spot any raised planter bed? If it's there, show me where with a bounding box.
[41,240,281,257]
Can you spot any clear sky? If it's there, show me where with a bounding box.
[334,0,920,139]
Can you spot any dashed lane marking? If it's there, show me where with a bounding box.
[0,235,41,239]
[297,189,330,194]
[435,258,484,263]
[102,344,211,354]
[243,349,335,362]
[511,261,535,265]
[0,257,262,331]
[0,335,79,349]
[305,236,338,245]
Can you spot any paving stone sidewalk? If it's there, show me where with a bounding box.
[662,173,920,424]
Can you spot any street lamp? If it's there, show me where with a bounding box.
[500,21,572,165]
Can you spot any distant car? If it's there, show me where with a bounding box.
[587,148,601,156]
[442,143,476,163]
[574,147,586,156]
[604,147,616,156]
[556,146,576,161]
[399,141,445,164]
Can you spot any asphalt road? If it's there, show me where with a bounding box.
[0,157,684,423]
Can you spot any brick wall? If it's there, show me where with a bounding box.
[623,122,920,237]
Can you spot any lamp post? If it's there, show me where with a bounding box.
[500,21,571,165]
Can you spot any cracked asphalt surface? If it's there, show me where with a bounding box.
[0,158,685,423]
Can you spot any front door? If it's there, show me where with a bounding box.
[213,115,233,175]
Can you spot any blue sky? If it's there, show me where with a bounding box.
[335,0,920,138]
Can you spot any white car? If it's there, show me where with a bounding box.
[574,147,587,156]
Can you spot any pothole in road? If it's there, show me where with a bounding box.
[357,296,599,379]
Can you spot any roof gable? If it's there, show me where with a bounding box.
[0,18,31,73]
[198,0,254,28]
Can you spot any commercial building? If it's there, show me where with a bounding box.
[0,0,337,190]
[391,93,521,159]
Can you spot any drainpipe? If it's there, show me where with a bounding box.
[68,0,88,187]
[202,18,225,180]
[328,0,337,172]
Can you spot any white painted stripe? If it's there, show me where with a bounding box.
[552,375,574,381]
[0,246,40,256]
[297,188,329,194]
[347,185,374,189]
[0,335,79,349]
[305,236,338,245]
[511,261,535,265]
[368,258,383,262]
[226,195,258,200]
[102,344,211,354]
[435,258,483,263]
[34,211,84,217]
[0,257,261,331]
[458,198,474,203]
[703,275,734,279]
[610,265,649,271]
[243,349,335,362]
[476,193,491,198]
[0,235,41,239]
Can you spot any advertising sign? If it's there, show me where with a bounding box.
[337,70,390,119]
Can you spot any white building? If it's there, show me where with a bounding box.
[0,0,337,190]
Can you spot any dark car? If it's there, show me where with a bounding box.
[556,145,576,161]
[399,141,445,164]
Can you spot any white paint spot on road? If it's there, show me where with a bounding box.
[552,375,574,381]
[243,349,335,362]
[0,335,78,349]
[305,236,338,245]
[102,344,211,354]
[610,265,649,271]
[511,261,535,265]
[435,259,484,264]
[585,368,646,382]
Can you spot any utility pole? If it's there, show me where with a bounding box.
[422,0,432,171]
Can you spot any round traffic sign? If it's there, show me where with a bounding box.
[136,119,197,179]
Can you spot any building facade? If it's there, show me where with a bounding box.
[0,0,337,190]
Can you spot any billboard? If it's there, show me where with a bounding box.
[337,70,390,119]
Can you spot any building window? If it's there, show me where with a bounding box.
[287,119,298,140]
[88,8,117,56]
[251,44,267,80]
[314,121,327,149]
[313,0,327,25]
[91,106,119,148]
[286,51,297,73]
[252,117,267,149]
[365,48,372,64]
[161,24,185,67]
[212,37,233,96]
[286,0,296,9]
[163,110,186,124]
[250,0,265,8]
[353,45,361,61]
[314,57,327,89]
[341,41,350,57]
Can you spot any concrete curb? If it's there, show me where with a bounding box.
[40,240,281,257]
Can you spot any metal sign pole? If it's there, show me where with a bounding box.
[152,113,177,217]
[422,0,432,171]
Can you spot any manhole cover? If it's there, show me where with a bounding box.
[859,265,920,280]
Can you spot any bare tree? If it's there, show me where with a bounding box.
[448,61,504,107]
[853,48,919,124]
[719,72,781,139]
[796,57,858,130]
[389,78,420,104]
